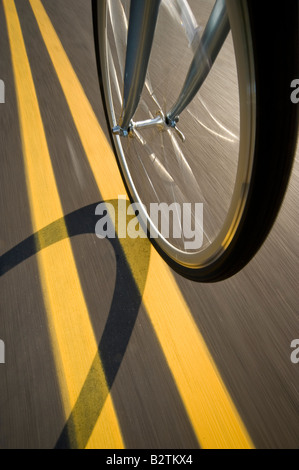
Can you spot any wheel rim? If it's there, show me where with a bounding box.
[99,0,256,269]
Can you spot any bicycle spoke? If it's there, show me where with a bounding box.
[196,95,238,140]
[107,0,128,79]
[160,130,212,246]
[187,108,236,143]
[162,0,202,52]
[107,44,122,119]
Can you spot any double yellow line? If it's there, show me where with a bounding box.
[4,0,254,449]
[3,0,123,450]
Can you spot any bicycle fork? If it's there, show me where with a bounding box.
[112,0,230,140]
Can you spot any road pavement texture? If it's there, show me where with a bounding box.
[0,0,298,449]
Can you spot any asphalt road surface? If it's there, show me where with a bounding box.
[0,0,298,449]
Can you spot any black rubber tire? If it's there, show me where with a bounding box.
[92,0,299,282]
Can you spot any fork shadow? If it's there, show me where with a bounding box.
[0,200,151,449]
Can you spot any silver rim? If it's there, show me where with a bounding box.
[99,0,256,269]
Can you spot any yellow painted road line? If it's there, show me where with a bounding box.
[4,0,123,449]
[29,0,254,449]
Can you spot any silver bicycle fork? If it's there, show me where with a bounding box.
[112,0,230,139]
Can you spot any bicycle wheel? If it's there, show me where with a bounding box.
[93,0,299,282]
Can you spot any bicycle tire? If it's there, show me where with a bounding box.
[92,0,299,282]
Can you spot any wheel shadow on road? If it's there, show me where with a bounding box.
[0,200,151,449]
